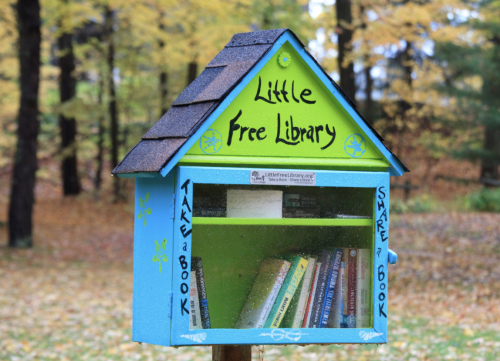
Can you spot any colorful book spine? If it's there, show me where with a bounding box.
[265,256,309,328]
[356,249,371,328]
[236,259,290,329]
[319,248,343,327]
[192,257,211,329]
[280,256,317,328]
[309,250,334,328]
[256,262,289,328]
[302,262,321,328]
[327,260,344,328]
[189,270,202,329]
[292,257,317,328]
[344,248,357,328]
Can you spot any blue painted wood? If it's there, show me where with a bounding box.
[179,166,387,188]
[132,173,175,346]
[372,175,390,342]
[388,249,398,265]
[168,166,390,346]
[159,30,406,178]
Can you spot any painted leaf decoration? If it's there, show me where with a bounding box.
[144,219,147,227]
[138,211,143,219]
[153,255,159,262]
[139,198,144,208]
[158,262,162,273]
[161,239,166,252]
[146,208,152,215]
[162,255,168,262]
[155,240,160,252]
[145,192,149,203]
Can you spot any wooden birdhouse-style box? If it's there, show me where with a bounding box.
[113,28,408,347]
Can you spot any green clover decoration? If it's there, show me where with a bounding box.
[278,52,292,68]
[153,239,168,273]
[138,192,152,227]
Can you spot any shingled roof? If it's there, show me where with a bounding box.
[113,28,408,175]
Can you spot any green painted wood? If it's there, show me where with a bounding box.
[183,41,390,169]
[178,155,389,171]
[191,225,373,329]
[192,217,373,227]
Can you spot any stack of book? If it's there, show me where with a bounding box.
[189,257,211,329]
[236,248,371,329]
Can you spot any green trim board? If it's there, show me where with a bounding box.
[183,41,389,170]
[178,155,389,171]
[192,217,373,227]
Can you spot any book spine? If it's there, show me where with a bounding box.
[345,249,357,328]
[189,270,202,330]
[328,261,344,328]
[302,263,321,328]
[356,249,371,328]
[236,259,291,329]
[265,257,309,328]
[192,257,211,329]
[320,249,343,327]
[292,257,316,328]
[255,261,290,328]
[309,251,334,328]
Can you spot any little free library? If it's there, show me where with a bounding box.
[113,28,408,349]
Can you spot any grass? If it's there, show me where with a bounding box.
[1,195,500,360]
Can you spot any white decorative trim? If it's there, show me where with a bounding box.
[259,329,308,342]
[359,331,383,341]
[180,333,207,343]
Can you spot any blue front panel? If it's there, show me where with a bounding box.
[171,166,389,346]
[132,173,175,346]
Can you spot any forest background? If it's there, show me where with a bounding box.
[0,0,500,359]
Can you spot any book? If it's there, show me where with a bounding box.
[356,249,371,328]
[192,257,211,329]
[302,262,321,328]
[281,256,317,328]
[343,248,357,328]
[264,256,309,328]
[319,248,343,327]
[189,270,202,329]
[236,259,290,329]
[327,260,344,328]
[256,261,290,328]
[308,250,334,328]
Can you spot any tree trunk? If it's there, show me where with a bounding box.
[480,36,500,182]
[335,0,355,102]
[104,7,121,201]
[94,74,105,192]
[9,0,41,248]
[364,62,373,123]
[58,18,80,196]
[159,13,168,116]
[212,345,251,361]
[187,61,197,86]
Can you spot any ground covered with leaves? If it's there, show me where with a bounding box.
[1,196,500,360]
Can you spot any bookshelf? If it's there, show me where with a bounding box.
[192,217,373,227]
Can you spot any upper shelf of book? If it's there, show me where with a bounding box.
[193,184,375,220]
[192,217,372,226]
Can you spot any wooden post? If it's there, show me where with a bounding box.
[212,345,252,361]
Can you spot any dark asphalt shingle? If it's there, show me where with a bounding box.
[113,138,187,174]
[207,44,271,67]
[172,67,225,106]
[225,29,287,47]
[143,102,218,139]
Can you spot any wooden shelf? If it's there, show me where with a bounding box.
[192,217,373,227]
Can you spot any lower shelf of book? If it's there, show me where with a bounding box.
[190,224,373,331]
